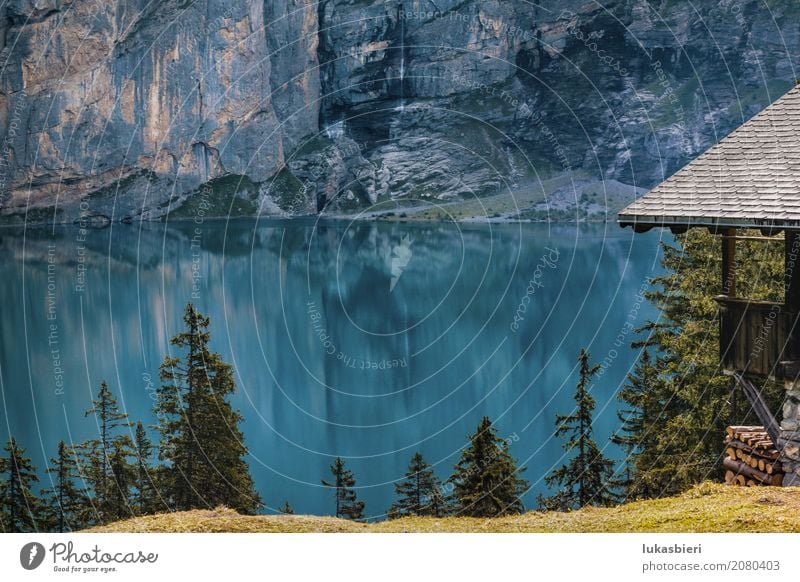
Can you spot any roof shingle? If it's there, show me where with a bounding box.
[619,85,800,230]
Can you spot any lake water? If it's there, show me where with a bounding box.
[0,218,668,518]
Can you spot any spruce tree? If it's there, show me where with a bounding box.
[322,457,364,520]
[105,441,133,522]
[424,485,450,518]
[448,417,528,517]
[42,441,89,532]
[132,422,158,515]
[279,500,294,514]
[155,302,261,513]
[81,380,133,520]
[611,348,668,499]
[388,452,449,518]
[0,438,42,532]
[539,349,616,510]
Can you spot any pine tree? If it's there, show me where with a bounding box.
[42,441,89,532]
[322,457,364,520]
[132,422,158,515]
[388,452,449,518]
[448,417,528,517]
[0,438,42,532]
[279,500,294,514]
[539,349,617,510]
[155,303,261,513]
[81,380,133,521]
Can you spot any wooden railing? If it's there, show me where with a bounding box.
[717,296,800,379]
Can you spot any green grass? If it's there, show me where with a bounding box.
[264,167,307,212]
[89,170,155,200]
[380,171,598,221]
[168,174,258,219]
[86,483,800,533]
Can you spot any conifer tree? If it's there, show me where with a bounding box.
[132,422,158,515]
[105,442,133,522]
[42,441,89,532]
[448,417,528,517]
[322,457,364,520]
[81,380,133,520]
[388,452,449,518]
[539,349,617,510]
[611,348,668,499]
[155,303,261,514]
[0,438,42,532]
[423,484,450,518]
[279,500,294,514]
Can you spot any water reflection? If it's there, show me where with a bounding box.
[0,219,666,518]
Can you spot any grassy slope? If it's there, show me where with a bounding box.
[87,483,800,533]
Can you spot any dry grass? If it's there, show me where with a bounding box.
[86,483,800,533]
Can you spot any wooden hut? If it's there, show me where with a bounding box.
[619,84,800,485]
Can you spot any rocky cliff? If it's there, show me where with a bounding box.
[0,0,797,224]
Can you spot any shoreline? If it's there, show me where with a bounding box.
[0,212,625,231]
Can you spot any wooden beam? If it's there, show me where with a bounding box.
[722,228,736,297]
[786,231,800,310]
[721,235,784,242]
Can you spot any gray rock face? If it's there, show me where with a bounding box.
[0,0,797,223]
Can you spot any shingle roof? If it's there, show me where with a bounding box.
[619,84,800,231]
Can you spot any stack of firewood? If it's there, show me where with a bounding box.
[723,426,783,487]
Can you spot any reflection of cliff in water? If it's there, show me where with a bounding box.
[0,220,667,516]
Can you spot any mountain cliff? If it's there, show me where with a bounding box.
[0,0,797,224]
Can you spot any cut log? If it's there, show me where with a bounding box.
[742,448,781,465]
[724,425,785,486]
[746,435,770,445]
[724,437,780,459]
[727,425,764,438]
[742,434,771,447]
[723,457,782,486]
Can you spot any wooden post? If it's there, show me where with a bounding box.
[719,229,736,374]
[785,230,800,374]
[722,228,736,297]
[786,231,800,310]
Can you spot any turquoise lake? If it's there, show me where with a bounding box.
[0,219,668,518]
